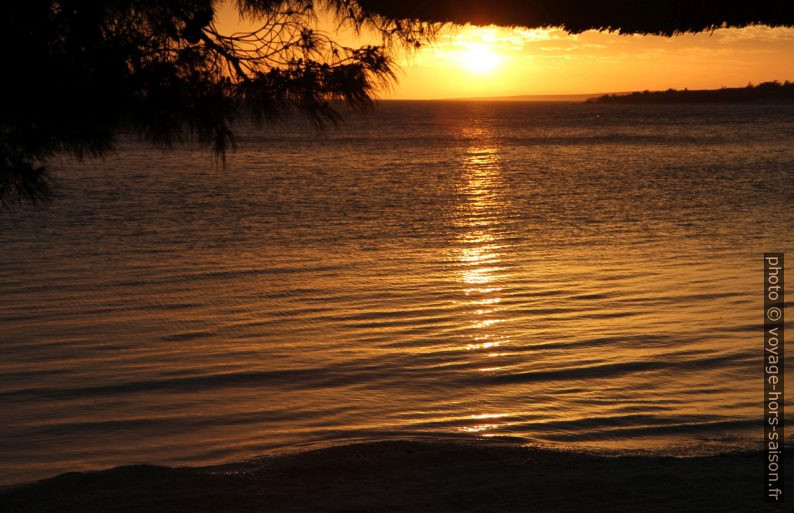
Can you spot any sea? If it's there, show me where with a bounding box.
[1,100,792,484]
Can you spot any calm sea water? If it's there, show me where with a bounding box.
[1,101,792,484]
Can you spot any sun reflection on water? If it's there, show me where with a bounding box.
[454,124,513,436]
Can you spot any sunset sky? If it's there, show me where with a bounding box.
[217,4,794,99]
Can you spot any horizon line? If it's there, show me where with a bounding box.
[383,92,608,102]
[385,79,794,102]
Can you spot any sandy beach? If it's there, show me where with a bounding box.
[1,440,785,512]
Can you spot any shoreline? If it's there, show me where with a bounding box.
[1,440,787,512]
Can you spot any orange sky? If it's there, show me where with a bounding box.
[216,3,794,99]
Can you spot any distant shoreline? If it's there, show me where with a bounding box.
[588,81,794,104]
[1,440,787,512]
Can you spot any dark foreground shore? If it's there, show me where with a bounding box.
[0,441,786,512]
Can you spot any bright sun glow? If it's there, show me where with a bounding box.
[460,43,502,74]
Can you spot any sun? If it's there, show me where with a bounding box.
[460,43,502,74]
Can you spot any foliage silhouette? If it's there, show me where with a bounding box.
[0,0,435,204]
[4,1,794,204]
[356,0,794,36]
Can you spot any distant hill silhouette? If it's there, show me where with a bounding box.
[587,81,794,104]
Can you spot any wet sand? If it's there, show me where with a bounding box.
[0,440,785,512]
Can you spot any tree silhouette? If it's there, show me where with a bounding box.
[0,0,435,204]
[355,0,794,36]
[5,1,794,204]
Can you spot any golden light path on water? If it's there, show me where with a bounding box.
[456,126,513,436]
